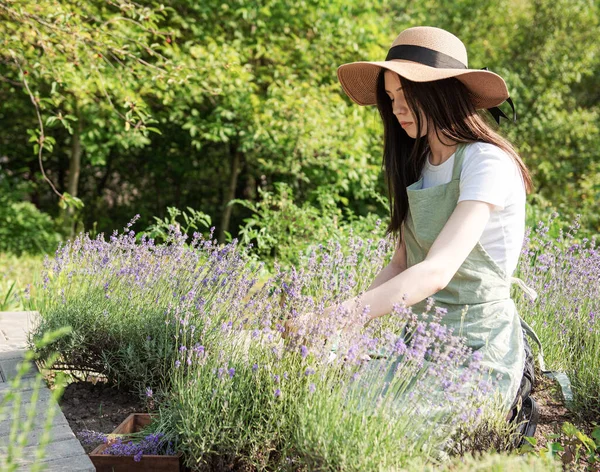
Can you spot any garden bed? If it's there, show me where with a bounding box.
[55,374,596,470]
[58,379,146,454]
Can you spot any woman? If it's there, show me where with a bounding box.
[286,26,540,431]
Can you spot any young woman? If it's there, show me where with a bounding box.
[287,26,540,429]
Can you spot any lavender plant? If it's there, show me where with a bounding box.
[288,304,495,471]
[155,234,494,470]
[29,216,268,393]
[514,212,600,418]
[31,216,509,470]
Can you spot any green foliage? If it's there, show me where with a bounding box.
[0,201,61,256]
[232,182,387,268]
[0,253,44,311]
[140,206,212,244]
[0,0,598,243]
[0,171,61,256]
[0,280,18,312]
[520,422,600,470]
[2,0,599,240]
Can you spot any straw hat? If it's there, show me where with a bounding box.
[337,26,515,123]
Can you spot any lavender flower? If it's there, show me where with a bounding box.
[300,345,309,358]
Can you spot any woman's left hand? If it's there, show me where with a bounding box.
[339,317,364,340]
[282,311,315,341]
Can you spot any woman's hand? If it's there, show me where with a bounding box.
[282,302,366,346]
[282,311,315,340]
[340,317,364,339]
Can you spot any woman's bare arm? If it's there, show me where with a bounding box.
[339,200,493,324]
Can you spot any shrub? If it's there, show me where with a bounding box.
[30,217,266,392]
[232,182,386,269]
[0,171,61,256]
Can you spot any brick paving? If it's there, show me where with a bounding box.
[0,311,94,471]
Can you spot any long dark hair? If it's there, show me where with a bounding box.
[375,69,534,245]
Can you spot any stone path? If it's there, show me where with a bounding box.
[0,311,95,471]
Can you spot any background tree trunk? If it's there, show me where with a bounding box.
[67,123,81,200]
[61,105,82,236]
[218,143,242,244]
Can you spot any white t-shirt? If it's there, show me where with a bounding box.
[421,141,526,277]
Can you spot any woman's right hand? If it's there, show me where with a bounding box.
[282,311,315,341]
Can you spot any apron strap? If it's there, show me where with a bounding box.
[512,277,575,409]
[451,143,468,180]
[519,316,547,371]
[510,276,538,301]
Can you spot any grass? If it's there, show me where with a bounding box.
[0,253,45,311]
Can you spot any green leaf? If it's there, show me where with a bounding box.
[576,431,597,452]
[591,427,600,447]
[562,422,578,437]
[548,442,565,454]
[62,192,84,210]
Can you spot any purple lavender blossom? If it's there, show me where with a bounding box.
[300,345,309,358]
[193,344,205,356]
[78,429,109,444]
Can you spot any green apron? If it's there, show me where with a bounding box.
[401,142,532,411]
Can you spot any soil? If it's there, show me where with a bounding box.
[534,374,576,442]
[58,379,146,453]
[532,375,599,471]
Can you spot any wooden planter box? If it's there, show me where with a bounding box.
[89,413,185,472]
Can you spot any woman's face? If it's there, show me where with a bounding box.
[383,70,427,139]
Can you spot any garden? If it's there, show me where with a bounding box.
[1,0,599,471]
